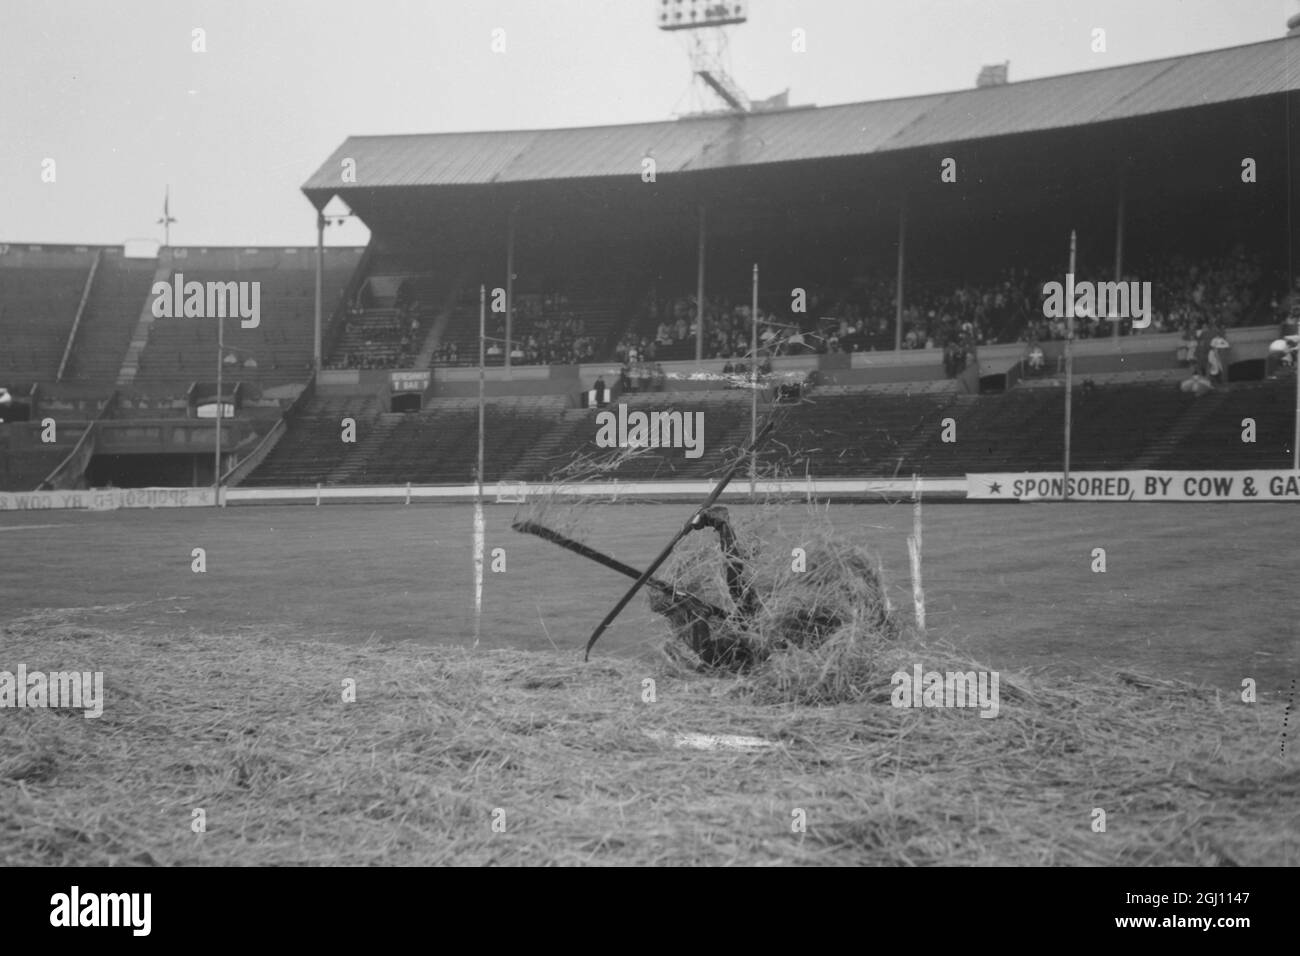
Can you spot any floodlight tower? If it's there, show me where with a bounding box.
[658,0,751,114]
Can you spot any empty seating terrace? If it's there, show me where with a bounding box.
[1158,379,1294,469]
[534,390,756,483]
[236,377,1296,489]
[343,396,569,485]
[0,245,96,384]
[904,380,1255,475]
[133,247,362,391]
[241,394,382,486]
[762,386,955,478]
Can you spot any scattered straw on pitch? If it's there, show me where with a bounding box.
[1,604,1294,866]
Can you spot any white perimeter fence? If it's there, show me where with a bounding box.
[3,469,1298,512]
[0,478,964,511]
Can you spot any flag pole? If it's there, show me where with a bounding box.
[158,185,176,248]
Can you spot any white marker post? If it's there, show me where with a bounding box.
[214,310,223,507]
[750,262,759,501]
[1062,229,1077,501]
[473,284,486,648]
[908,472,925,634]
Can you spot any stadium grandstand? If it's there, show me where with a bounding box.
[3,34,1298,493]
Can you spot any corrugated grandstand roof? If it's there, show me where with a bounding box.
[303,36,1300,195]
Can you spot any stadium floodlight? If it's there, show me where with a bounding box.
[657,0,748,31]
[658,0,751,114]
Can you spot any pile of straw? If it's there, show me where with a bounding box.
[652,503,907,700]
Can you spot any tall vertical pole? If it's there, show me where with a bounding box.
[214,312,223,505]
[1293,334,1299,472]
[1063,230,1077,500]
[894,194,907,352]
[749,262,758,500]
[504,204,516,371]
[474,284,486,648]
[695,203,706,364]
[314,210,325,371]
[1112,171,1125,339]
[1289,89,1299,472]
[159,184,176,248]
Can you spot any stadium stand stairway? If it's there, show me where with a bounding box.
[326,413,403,484]
[240,395,381,486]
[408,271,469,367]
[1066,384,1192,470]
[115,256,174,387]
[68,254,159,386]
[1124,389,1227,469]
[502,406,593,483]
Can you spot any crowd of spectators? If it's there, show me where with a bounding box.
[631,290,819,362]
[433,292,599,366]
[482,298,598,366]
[618,362,668,393]
[332,312,421,370]
[1130,251,1266,336]
[1016,251,1272,343]
[432,339,462,364]
[342,249,1285,374]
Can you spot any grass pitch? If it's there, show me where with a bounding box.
[1,502,1296,865]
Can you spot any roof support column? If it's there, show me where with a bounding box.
[314,209,324,372]
[1113,167,1126,339]
[894,193,907,353]
[505,204,517,371]
[695,202,706,364]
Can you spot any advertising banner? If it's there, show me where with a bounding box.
[967,470,1300,502]
[390,371,430,393]
[0,487,216,511]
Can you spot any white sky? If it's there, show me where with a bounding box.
[2,0,1294,248]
